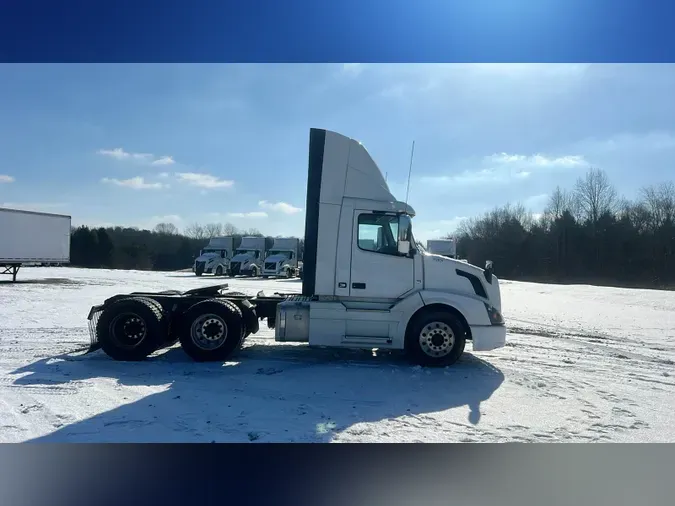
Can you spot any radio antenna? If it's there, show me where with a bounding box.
[405,140,415,206]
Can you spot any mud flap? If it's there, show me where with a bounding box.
[86,305,104,353]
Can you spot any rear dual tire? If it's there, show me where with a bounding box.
[178,299,246,362]
[96,297,169,361]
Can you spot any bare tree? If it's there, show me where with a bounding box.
[545,185,579,220]
[640,181,675,229]
[184,222,207,239]
[574,168,617,226]
[221,222,239,236]
[203,223,223,238]
[154,222,179,235]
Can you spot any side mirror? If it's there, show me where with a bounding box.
[484,260,494,284]
[398,240,410,255]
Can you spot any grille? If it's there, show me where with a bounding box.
[265,262,276,270]
[230,262,241,275]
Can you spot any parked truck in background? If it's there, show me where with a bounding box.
[193,236,234,277]
[0,207,71,282]
[262,237,300,278]
[86,128,506,367]
[426,239,457,259]
[229,236,266,277]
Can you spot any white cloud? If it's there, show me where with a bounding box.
[420,151,586,188]
[97,148,153,162]
[176,172,234,189]
[227,211,268,219]
[258,200,302,215]
[0,174,15,183]
[487,152,587,168]
[101,176,167,190]
[422,169,506,186]
[151,156,175,166]
[97,148,176,167]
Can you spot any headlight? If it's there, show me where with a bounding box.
[484,303,504,325]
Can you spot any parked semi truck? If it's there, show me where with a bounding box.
[426,239,457,259]
[229,236,266,277]
[86,128,506,367]
[193,236,234,277]
[262,237,300,278]
[1,207,71,282]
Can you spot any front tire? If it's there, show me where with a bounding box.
[405,311,466,367]
[178,299,244,362]
[96,297,168,361]
[215,265,223,276]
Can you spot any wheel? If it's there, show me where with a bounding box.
[96,297,168,361]
[178,299,244,362]
[248,267,257,278]
[215,265,223,276]
[222,292,254,339]
[405,311,466,367]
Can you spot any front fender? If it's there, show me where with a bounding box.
[390,289,491,346]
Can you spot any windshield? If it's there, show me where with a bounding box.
[235,249,260,258]
[268,250,291,257]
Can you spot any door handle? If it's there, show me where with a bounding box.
[352,282,366,289]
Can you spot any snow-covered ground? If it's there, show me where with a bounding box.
[1,267,673,442]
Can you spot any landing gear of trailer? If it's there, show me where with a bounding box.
[1,264,21,282]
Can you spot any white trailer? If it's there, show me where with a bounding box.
[86,129,506,367]
[229,236,266,277]
[427,239,457,259]
[262,237,300,278]
[193,236,234,277]
[0,207,71,282]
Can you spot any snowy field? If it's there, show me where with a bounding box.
[1,266,674,443]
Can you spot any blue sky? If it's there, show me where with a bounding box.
[1,63,675,242]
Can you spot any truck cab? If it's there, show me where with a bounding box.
[262,238,300,278]
[193,236,233,277]
[229,236,266,277]
[275,128,506,366]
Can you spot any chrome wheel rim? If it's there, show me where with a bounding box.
[191,313,228,350]
[419,321,455,357]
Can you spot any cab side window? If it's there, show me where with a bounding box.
[357,213,399,255]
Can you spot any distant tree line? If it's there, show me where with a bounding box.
[70,221,304,272]
[69,167,674,290]
[454,168,675,289]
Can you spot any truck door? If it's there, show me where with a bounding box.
[350,211,415,298]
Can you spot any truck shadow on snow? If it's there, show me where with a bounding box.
[11,344,504,443]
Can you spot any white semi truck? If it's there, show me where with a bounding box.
[262,237,300,278]
[86,128,506,367]
[427,239,457,259]
[1,207,71,282]
[229,236,266,277]
[193,236,234,277]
